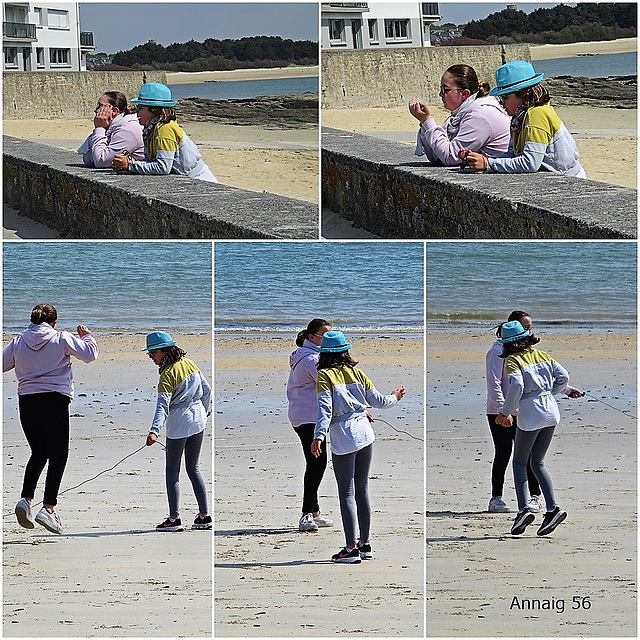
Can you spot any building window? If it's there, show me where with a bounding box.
[385,19,410,40]
[368,19,379,43]
[34,7,44,26]
[4,47,18,67]
[47,9,69,29]
[36,47,45,67]
[329,19,345,43]
[50,48,70,65]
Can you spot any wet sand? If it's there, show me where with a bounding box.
[2,333,212,637]
[214,335,424,636]
[427,331,637,636]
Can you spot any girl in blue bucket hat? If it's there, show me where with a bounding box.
[495,321,583,537]
[142,331,212,532]
[460,60,586,178]
[310,331,406,563]
[111,83,218,182]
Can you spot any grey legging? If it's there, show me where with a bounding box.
[332,443,373,547]
[165,430,208,516]
[513,426,556,511]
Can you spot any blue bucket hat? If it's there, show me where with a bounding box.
[319,330,352,353]
[489,60,544,96]
[130,82,177,107]
[497,321,531,344]
[141,330,177,352]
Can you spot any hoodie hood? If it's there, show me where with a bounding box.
[22,323,58,351]
[289,340,318,370]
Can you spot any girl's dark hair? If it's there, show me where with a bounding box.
[514,83,550,107]
[158,346,187,372]
[147,106,177,123]
[295,318,331,347]
[445,64,491,99]
[317,350,358,371]
[31,303,57,325]
[103,91,136,115]
[499,334,541,358]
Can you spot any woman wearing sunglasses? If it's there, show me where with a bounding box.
[409,63,510,166]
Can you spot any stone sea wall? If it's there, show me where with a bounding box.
[3,71,167,120]
[322,128,637,239]
[321,44,531,109]
[3,136,317,239]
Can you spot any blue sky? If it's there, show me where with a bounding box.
[79,2,319,54]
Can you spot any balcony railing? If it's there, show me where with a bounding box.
[80,31,94,47]
[323,3,369,9]
[3,21,36,39]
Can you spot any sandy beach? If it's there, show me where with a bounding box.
[214,335,424,636]
[427,331,637,636]
[530,37,637,61]
[322,104,636,189]
[167,65,318,85]
[3,333,212,637]
[2,118,319,205]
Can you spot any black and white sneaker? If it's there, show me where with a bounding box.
[156,517,184,532]
[358,541,372,559]
[331,547,362,563]
[537,507,567,536]
[511,508,535,535]
[192,515,212,530]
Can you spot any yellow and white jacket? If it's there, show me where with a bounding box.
[315,365,398,455]
[150,357,211,439]
[487,104,586,177]
[502,347,569,432]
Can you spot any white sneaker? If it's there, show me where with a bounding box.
[299,513,318,532]
[15,498,35,529]
[527,495,545,513]
[488,496,510,513]
[313,512,334,527]
[35,507,63,534]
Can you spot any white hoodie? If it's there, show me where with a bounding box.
[3,323,99,398]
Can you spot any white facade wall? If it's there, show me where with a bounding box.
[3,2,92,72]
[321,2,436,50]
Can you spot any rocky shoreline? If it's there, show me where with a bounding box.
[543,74,637,108]
[175,92,318,128]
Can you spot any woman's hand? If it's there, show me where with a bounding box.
[408,99,432,124]
[77,325,91,337]
[393,386,406,400]
[311,438,322,458]
[495,413,512,427]
[146,432,157,446]
[462,151,488,171]
[112,154,129,170]
[94,104,113,129]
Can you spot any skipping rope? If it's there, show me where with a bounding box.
[3,439,167,519]
[584,393,637,420]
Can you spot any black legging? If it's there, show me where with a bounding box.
[18,392,71,507]
[293,423,327,514]
[487,414,541,498]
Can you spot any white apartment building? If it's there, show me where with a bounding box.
[3,2,94,71]
[321,2,441,50]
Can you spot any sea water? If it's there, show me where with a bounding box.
[3,242,212,333]
[535,51,637,78]
[168,76,318,101]
[426,242,637,331]
[214,242,424,333]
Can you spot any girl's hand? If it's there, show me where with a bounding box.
[94,104,113,129]
[464,151,488,171]
[77,325,91,337]
[567,388,585,398]
[112,154,129,170]
[311,438,322,458]
[393,386,406,400]
[146,433,157,446]
[495,413,512,427]
[408,99,431,123]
